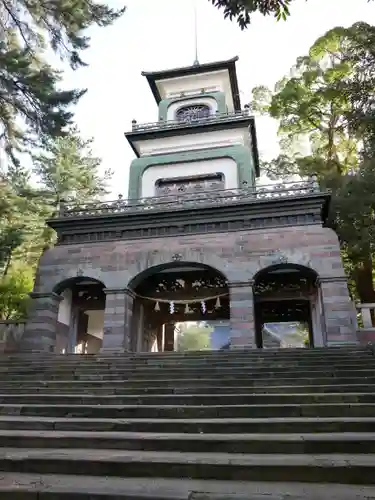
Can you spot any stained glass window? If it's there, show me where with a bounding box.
[176,104,211,122]
[155,174,224,196]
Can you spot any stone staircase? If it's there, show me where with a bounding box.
[0,346,375,499]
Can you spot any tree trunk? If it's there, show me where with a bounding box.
[1,251,12,279]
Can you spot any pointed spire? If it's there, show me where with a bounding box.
[193,0,199,66]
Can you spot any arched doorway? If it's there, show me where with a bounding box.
[129,262,230,352]
[53,277,106,354]
[253,264,319,349]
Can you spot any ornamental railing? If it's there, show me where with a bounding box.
[57,178,320,219]
[131,109,251,133]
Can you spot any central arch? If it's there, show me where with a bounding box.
[128,262,230,352]
[253,264,320,349]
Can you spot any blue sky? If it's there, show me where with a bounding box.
[61,0,375,196]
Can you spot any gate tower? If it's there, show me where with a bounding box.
[22,57,358,353]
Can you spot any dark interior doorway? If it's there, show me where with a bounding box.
[253,264,318,349]
[254,299,313,348]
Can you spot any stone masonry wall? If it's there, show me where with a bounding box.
[26,225,357,350]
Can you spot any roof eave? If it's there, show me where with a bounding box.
[142,57,241,111]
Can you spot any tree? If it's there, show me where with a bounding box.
[0,128,111,319]
[0,178,29,277]
[210,0,374,28]
[25,129,113,260]
[0,0,125,165]
[176,322,212,351]
[0,0,125,68]
[32,129,113,211]
[0,265,33,320]
[250,22,375,303]
[210,0,293,27]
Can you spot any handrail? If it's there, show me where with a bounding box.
[130,109,251,133]
[356,303,375,329]
[57,178,320,219]
[356,303,375,345]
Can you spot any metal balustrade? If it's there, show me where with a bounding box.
[130,109,251,133]
[56,178,321,219]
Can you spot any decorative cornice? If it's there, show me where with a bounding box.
[50,193,329,246]
[228,280,254,289]
[318,276,348,284]
[29,292,63,302]
[104,288,135,298]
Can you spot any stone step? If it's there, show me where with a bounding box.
[2,357,373,368]
[1,354,372,370]
[1,473,375,499]
[0,448,374,484]
[0,384,374,395]
[1,346,369,360]
[0,353,373,367]
[1,376,374,389]
[2,367,374,381]
[2,361,375,377]
[1,430,374,454]
[2,403,375,418]
[1,415,375,434]
[0,349,372,495]
[1,393,375,406]
[3,344,371,359]
[5,359,370,370]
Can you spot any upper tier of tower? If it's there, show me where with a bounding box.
[125,56,260,200]
[142,56,241,113]
[47,56,328,245]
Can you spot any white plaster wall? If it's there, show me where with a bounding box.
[134,128,250,157]
[141,157,238,198]
[86,310,104,339]
[156,70,235,112]
[167,97,218,121]
[57,289,72,326]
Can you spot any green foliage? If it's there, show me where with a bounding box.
[0,266,33,320]
[176,322,212,351]
[0,0,126,68]
[210,0,293,28]
[32,128,113,209]
[0,0,124,318]
[0,38,85,166]
[0,129,110,319]
[250,22,375,303]
[0,0,125,165]
[210,0,373,28]
[0,180,29,276]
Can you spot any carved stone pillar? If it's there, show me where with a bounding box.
[319,276,358,345]
[229,281,256,349]
[22,292,63,352]
[101,288,134,352]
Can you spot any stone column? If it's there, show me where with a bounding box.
[101,288,134,352]
[319,276,358,346]
[22,292,63,352]
[229,281,256,349]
